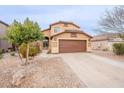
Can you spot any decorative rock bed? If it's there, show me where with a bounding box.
[0,54,86,88]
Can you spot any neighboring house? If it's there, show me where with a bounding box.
[0,20,12,52]
[91,33,124,51]
[42,21,92,53]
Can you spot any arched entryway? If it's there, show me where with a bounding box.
[43,36,49,49]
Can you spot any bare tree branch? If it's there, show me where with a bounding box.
[95,6,124,37]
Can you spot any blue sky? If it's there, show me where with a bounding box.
[0,5,116,35]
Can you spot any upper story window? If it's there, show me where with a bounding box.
[54,27,61,33]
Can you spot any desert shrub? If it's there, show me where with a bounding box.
[29,47,38,57]
[35,42,41,52]
[10,52,15,56]
[113,43,124,55]
[102,48,109,51]
[0,49,2,54]
[19,43,27,58]
[30,42,41,53]
[0,49,3,59]
[19,43,38,58]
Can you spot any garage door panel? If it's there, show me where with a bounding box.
[59,40,86,53]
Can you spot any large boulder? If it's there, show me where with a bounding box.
[11,64,39,87]
[12,68,26,87]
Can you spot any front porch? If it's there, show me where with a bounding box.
[42,36,51,53]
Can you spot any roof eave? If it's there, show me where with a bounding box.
[50,21,80,28]
[51,31,93,39]
[0,20,9,26]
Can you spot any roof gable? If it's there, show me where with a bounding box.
[51,30,92,38]
[50,21,80,28]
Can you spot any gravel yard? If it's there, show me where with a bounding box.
[0,53,85,88]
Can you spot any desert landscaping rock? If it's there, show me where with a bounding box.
[17,57,85,88]
[12,68,26,87]
[0,68,13,87]
[0,53,85,88]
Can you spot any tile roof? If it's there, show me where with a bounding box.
[91,33,118,41]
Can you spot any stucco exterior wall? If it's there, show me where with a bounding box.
[42,30,50,37]
[91,40,124,51]
[51,23,80,36]
[51,32,91,53]
[91,40,108,50]
[0,23,12,52]
[0,23,8,36]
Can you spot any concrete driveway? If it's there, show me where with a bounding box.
[58,53,124,88]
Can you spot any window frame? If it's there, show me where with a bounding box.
[54,27,61,33]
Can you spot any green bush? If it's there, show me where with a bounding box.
[113,43,124,55]
[0,49,2,54]
[0,49,3,59]
[29,47,38,57]
[102,48,109,51]
[19,43,26,58]
[35,43,41,53]
[30,42,41,53]
[10,52,15,56]
[19,43,38,58]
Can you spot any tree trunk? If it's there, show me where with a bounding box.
[25,43,29,65]
[16,47,24,65]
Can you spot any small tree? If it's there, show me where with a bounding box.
[21,18,44,64]
[6,18,44,65]
[6,20,24,63]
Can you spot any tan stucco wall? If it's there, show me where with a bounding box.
[91,40,124,51]
[42,30,50,37]
[91,40,108,50]
[51,23,80,36]
[0,23,8,37]
[51,32,92,53]
[0,23,12,51]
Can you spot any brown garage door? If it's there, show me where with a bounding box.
[59,40,86,53]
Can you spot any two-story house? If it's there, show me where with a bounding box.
[0,20,12,52]
[42,21,92,53]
